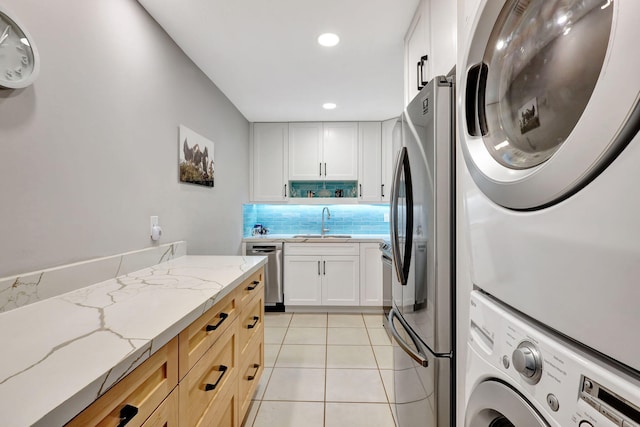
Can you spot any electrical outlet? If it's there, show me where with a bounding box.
[150,216,159,235]
[383,213,389,222]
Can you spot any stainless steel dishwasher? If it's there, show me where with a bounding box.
[246,242,284,311]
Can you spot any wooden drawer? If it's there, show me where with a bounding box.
[179,318,239,427]
[236,268,264,307]
[179,288,239,377]
[239,331,264,422]
[141,387,178,427]
[67,337,178,427]
[239,288,264,356]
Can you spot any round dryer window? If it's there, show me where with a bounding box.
[465,380,550,427]
[460,0,640,209]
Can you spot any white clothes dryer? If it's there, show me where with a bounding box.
[459,0,640,372]
[465,291,640,427]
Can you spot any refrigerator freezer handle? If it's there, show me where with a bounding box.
[388,308,429,367]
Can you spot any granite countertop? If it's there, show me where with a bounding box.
[0,255,267,427]
[243,234,389,243]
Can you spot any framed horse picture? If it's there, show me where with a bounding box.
[178,125,214,187]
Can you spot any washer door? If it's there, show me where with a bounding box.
[460,0,640,209]
[465,380,549,427]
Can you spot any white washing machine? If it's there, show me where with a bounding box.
[459,0,640,372]
[465,291,640,427]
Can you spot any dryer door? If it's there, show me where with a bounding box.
[460,0,640,209]
[465,380,549,427]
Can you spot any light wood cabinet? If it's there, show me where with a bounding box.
[67,268,265,427]
[179,318,239,427]
[250,123,289,202]
[66,338,178,427]
[141,388,179,427]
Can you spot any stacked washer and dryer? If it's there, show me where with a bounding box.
[459,0,640,426]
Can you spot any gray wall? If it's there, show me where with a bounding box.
[0,0,250,277]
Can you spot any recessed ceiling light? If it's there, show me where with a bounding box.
[318,33,340,47]
[323,103,337,110]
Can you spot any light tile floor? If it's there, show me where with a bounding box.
[243,313,397,427]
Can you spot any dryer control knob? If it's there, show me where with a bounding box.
[512,341,542,384]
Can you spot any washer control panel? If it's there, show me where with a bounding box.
[469,291,640,427]
[580,376,640,427]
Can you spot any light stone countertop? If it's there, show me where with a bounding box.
[242,233,389,243]
[0,255,267,427]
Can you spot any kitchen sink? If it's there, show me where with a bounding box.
[293,234,352,239]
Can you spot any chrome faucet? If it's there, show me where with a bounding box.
[321,207,331,236]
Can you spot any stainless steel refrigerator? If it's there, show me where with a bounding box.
[388,74,455,427]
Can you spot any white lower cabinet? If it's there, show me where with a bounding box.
[284,243,385,307]
[284,243,360,306]
[359,243,384,306]
[283,256,323,305]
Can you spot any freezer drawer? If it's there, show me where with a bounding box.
[388,308,452,427]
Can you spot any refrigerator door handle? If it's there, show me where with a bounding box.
[388,308,430,367]
[390,148,405,284]
[390,147,414,286]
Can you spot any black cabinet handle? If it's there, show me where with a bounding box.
[248,363,260,381]
[284,184,287,198]
[117,404,138,427]
[319,162,322,176]
[359,184,362,197]
[323,260,326,275]
[247,280,260,291]
[324,162,327,176]
[381,184,385,198]
[206,312,228,332]
[205,365,228,391]
[317,261,321,275]
[417,55,428,91]
[247,316,260,329]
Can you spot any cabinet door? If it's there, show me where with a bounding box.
[288,123,323,180]
[404,0,430,104]
[323,122,358,180]
[381,118,400,203]
[358,122,382,202]
[251,123,288,201]
[321,256,359,306]
[359,243,383,306]
[284,256,322,305]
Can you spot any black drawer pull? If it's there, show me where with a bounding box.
[117,404,138,427]
[247,280,259,291]
[205,365,228,391]
[206,312,228,332]
[248,363,260,381]
[247,316,260,329]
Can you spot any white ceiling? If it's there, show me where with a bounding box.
[137,0,420,122]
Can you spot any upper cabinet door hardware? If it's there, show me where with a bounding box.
[417,55,428,91]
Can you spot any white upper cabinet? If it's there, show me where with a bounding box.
[251,123,289,202]
[404,0,457,105]
[405,1,430,105]
[288,123,323,180]
[381,118,400,203]
[358,122,383,202]
[289,122,358,181]
[322,123,358,180]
